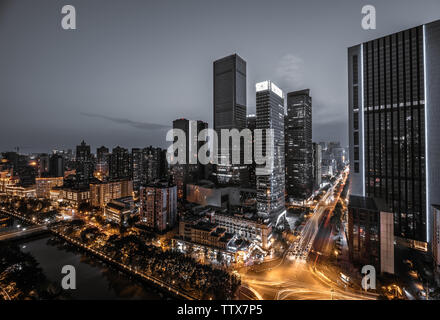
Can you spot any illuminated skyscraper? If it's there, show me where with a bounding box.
[255,81,285,220]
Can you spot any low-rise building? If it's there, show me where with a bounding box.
[104,197,135,225]
[189,221,234,250]
[208,209,272,250]
[348,195,394,274]
[5,185,36,198]
[178,206,272,251]
[186,181,241,208]
[59,186,90,209]
[0,170,19,193]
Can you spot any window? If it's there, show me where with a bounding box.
[353,86,359,109]
[353,55,359,84]
[354,112,359,130]
[354,162,360,173]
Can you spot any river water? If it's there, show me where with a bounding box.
[1,214,163,300]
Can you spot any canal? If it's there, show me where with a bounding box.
[1,214,164,300]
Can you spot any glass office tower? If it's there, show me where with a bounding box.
[348,20,440,246]
[256,81,286,221]
[285,89,313,203]
[213,54,248,186]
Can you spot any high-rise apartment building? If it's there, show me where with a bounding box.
[96,146,109,177]
[285,89,313,203]
[142,146,166,185]
[139,181,177,232]
[213,54,248,186]
[75,140,94,184]
[131,148,143,191]
[255,81,286,220]
[109,146,131,180]
[348,20,440,248]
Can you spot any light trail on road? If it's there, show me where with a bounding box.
[238,172,375,300]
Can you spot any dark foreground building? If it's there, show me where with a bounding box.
[348,20,440,250]
[213,54,248,186]
[285,89,313,203]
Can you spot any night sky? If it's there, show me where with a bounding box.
[1,0,439,153]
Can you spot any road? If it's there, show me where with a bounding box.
[239,171,376,300]
[288,176,341,263]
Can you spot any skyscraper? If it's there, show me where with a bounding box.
[246,114,257,188]
[348,20,440,247]
[312,142,322,189]
[285,89,313,203]
[213,54,248,186]
[255,81,286,220]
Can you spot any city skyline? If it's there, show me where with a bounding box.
[2,0,440,304]
[2,0,440,153]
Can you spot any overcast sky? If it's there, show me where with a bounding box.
[1,0,440,154]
